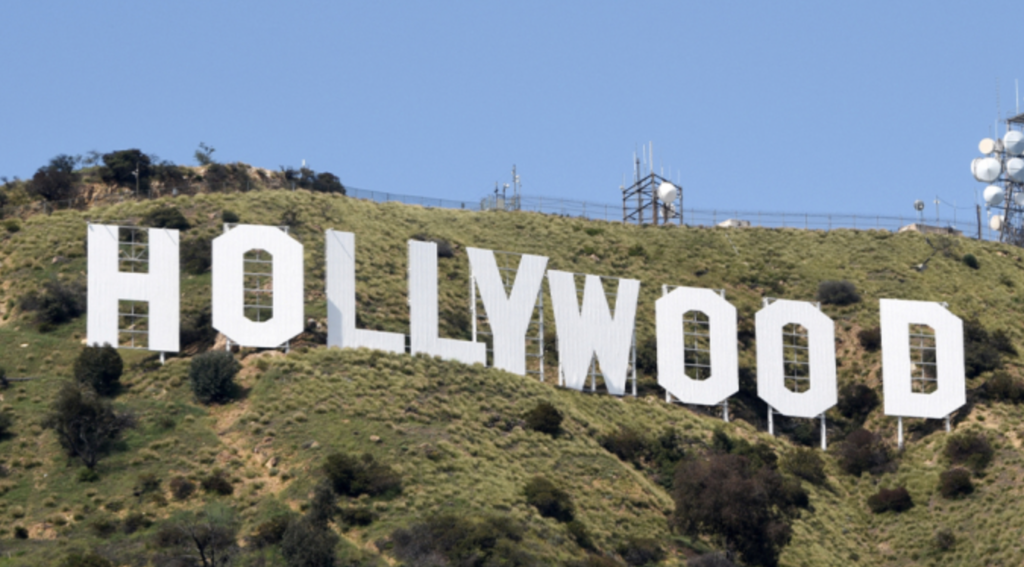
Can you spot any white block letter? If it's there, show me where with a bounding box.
[656,287,738,405]
[467,247,548,375]
[212,225,304,348]
[409,240,485,364]
[87,224,180,352]
[756,300,837,418]
[881,299,966,419]
[325,230,404,353]
[548,270,640,395]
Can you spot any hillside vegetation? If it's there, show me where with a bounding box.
[1,188,1024,566]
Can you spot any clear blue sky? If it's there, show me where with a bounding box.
[1,1,1020,218]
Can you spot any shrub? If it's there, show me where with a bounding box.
[13,526,28,539]
[74,344,123,396]
[837,383,880,421]
[601,426,648,466]
[816,280,861,306]
[180,306,215,346]
[78,468,100,483]
[524,476,574,522]
[181,236,212,275]
[672,453,806,567]
[963,318,1014,378]
[566,520,595,551]
[58,552,114,567]
[688,553,737,567]
[524,401,563,435]
[20,278,86,329]
[322,452,402,498]
[169,476,196,500]
[782,447,827,485]
[945,431,994,472]
[867,486,913,513]
[123,512,152,534]
[986,371,1024,403]
[939,467,974,499]
[412,233,455,258]
[201,469,234,495]
[135,472,160,496]
[142,206,190,230]
[390,514,533,567]
[100,149,152,191]
[249,513,294,548]
[857,327,882,351]
[43,381,135,469]
[338,507,375,528]
[565,557,621,567]
[617,536,665,566]
[91,517,119,538]
[29,154,79,202]
[3,218,20,233]
[962,253,980,269]
[835,429,892,476]
[189,351,240,404]
[935,528,956,551]
[281,517,339,567]
[221,210,240,223]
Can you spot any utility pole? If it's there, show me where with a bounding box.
[977,204,983,239]
[132,162,140,198]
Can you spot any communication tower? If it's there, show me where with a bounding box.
[972,114,1024,245]
[622,142,683,225]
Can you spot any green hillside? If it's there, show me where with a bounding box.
[2,189,1024,566]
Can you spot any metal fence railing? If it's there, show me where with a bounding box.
[2,184,992,242]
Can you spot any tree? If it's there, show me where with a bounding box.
[74,344,123,397]
[43,381,134,469]
[281,482,339,567]
[154,508,238,567]
[29,154,79,202]
[671,453,807,567]
[189,351,241,404]
[100,149,152,193]
[195,142,217,166]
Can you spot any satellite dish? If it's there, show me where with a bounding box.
[1014,192,1024,207]
[990,215,1004,231]
[972,157,1002,182]
[656,181,678,203]
[1006,131,1024,155]
[980,138,998,154]
[914,200,925,211]
[984,185,1005,206]
[1008,157,1024,182]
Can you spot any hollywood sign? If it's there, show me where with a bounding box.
[86,224,966,435]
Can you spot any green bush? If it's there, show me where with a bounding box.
[524,476,575,523]
[390,514,532,566]
[782,447,827,485]
[835,428,892,476]
[867,486,913,513]
[58,552,114,567]
[857,327,881,351]
[100,149,152,191]
[281,517,339,567]
[986,371,1024,403]
[189,351,240,404]
[935,528,956,551]
[249,513,294,548]
[566,520,595,551]
[945,431,993,472]
[221,210,240,223]
[13,526,28,539]
[688,553,737,567]
[837,383,880,421]
[201,469,234,495]
[963,253,980,269]
[43,381,135,469]
[29,154,79,202]
[322,452,402,498]
[963,318,1015,378]
[939,467,974,499]
[616,536,665,566]
[3,218,20,233]
[338,507,375,528]
[169,476,196,500]
[20,278,86,329]
[601,425,648,466]
[78,468,99,483]
[816,280,861,306]
[0,408,14,439]
[74,344,123,396]
[524,401,563,435]
[123,512,152,534]
[143,206,190,230]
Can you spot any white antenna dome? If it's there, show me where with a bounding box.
[914,199,925,211]
[980,138,998,154]
[984,185,1005,206]
[1006,131,1024,155]
[972,157,1002,182]
[1008,157,1024,182]
[990,215,1004,231]
[1014,192,1024,207]
[656,181,678,202]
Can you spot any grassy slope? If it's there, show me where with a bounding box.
[1,190,1023,565]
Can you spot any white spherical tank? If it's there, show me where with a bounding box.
[980,138,998,154]
[656,182,678,203]
[1006,131,1024,155]
[984,185,1005,206]
[972,157,1002,183]
[1008,157,1024,182]
[990,215,1004,231]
